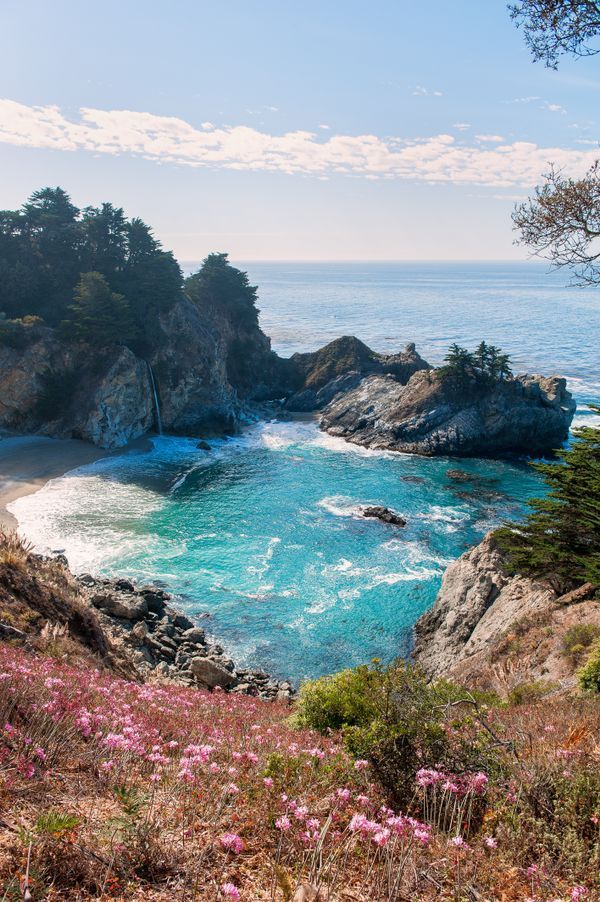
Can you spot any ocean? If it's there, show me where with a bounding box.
[10,262,600,683]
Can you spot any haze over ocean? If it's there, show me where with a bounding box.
[10,262,600,682]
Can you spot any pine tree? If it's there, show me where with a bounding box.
[497,411,600,592]
[62,272,136,346]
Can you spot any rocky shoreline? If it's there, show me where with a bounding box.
[75,569,294,700]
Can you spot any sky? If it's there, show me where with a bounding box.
[0,0,599,262]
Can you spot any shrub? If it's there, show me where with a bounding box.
[562,623,600,665]
[294,660,500,809]
[507,679,556,706]
[578,640,600,692]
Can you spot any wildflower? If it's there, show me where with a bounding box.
[571,887,588,901]
[222,883,240,900]
[354,759,369,771]
[209,762,221,773]
[372,828,390,847]
[150,773,161,782]
[275,815,291,831]
[469,771,488,794]
[484,836,498,849]
[335,788,351,803]
[263,777,274,788]
[413,828,430,844]
[226,783,240,795]
[34,747,46,762]
[220,833,244,854]
[451,836,467,848]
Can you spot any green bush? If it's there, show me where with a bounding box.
[507,680,556,706]
[578,640,600,693]
[293,660,500,808]
[561,623,600,665]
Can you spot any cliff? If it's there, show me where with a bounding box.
[320,368,576,457]
[284,336,430,411]
[413,531,599,696]
[0,295,285,448]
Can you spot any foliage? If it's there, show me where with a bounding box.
[561,623,600,664]
[293,659,500,809]
[437,341,512,386]
[507,679,556,705]
[578,639,600,691]
[0,313,44,349]
[509,0,600,67]
[497,411,600,592]
[513,161,600,285]
[0,187,183,346]
[185,252,260,329]
[62,271,136,346]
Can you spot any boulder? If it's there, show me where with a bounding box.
[181,627,206,645]
[362,506,406,526]
[90,592,148,621]
[190,656,237,689]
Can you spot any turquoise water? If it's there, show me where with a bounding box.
[11,263,600,683]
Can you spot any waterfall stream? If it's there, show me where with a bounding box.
[146,362,163,435]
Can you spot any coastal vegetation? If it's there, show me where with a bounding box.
[438,342,513,386]
[497,412,600,592]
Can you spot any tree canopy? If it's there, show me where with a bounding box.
[509,0,600,68]
[497,411,600,592]
[0,187,183,348]
[184,253,260,329]
[512,161,600,285]
[438,342,512,386]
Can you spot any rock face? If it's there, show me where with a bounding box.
[0,295,284,448]
[321,369,576,457]
[0,331,154,449]
[284,337,430,411]
[413,532,600,695]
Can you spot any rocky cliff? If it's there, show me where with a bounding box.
[284,336,430,411]
[0,295,286,448]
[413,531,599,695]
[320,368,576,457]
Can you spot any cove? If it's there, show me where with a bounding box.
[11,418,543,683]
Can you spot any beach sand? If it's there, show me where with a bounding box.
[0,433,150,531]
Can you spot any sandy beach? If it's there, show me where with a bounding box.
[0,433,149,531]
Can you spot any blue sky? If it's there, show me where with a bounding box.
[1,0,599,260]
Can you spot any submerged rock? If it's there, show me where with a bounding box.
[362,506,406,526]
[321,369,576,458]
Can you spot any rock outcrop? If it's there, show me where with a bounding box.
[362,506,406,526]
[80,572,293,699]
[413,531,599,695]
[0,331,154,448]
[284,337,430,411]
[321,368,576,457]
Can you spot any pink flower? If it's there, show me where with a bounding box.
[571,888,587,901]
[451,836,468,849]
[354,759,369,771]
[372,828,390,847]
[220,833,244,854]
[263,777,274,788]
[275,815,291,831]
[484,836,498,849]
[335,788,351,804]
[221,884,240,900]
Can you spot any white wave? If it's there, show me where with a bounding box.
[310,430,401,459]
[317,495,364,518]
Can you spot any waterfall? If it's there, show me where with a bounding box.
[146,362,163,435]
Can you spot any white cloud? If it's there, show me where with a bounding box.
[0,98,598,188]
[475,134,504,142]
[542,101,567,114]
[318,124,330,130]
[412,86,443,97]
[510,96,541,104]
[453,122,471,131]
